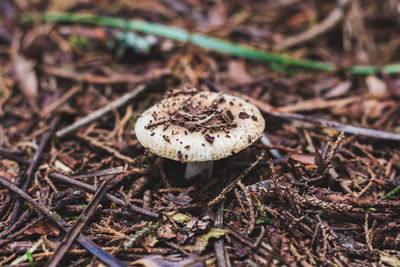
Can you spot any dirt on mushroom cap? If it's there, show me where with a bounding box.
[135,88,265,162]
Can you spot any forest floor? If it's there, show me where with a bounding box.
[0,0,400,266]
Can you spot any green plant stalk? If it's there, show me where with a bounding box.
[23,12,400,74]
[382,184,400,200]
[26,251,35,267]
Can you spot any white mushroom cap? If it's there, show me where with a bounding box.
[135,89,265,162]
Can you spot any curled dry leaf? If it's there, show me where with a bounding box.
[133,254,205,267]
[324,80,352,98]
[58,154,80,169]
[54,160,73,174]
[165,211,191,224]
[380,251,400,267]
[362,99,394,120]
[13,55,38,109]
[0,159,20,180]
[366,75,388,97]
[227,60,252,84]
[24,221,60,236]
[157,223,176,240]
[289,153,316,166]
[144,234,158,248]
[167,187,193,205]
[183,228,229,253]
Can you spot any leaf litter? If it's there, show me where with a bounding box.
[0,0,400,266]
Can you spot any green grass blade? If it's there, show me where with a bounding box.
[382,184,400,200]
[22,12,400,74]
[40,12,335,71]
[349,64,400,75]
[26,251,35,267]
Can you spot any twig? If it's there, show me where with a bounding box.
[51,172,159,218]
[278,95,362,113]
[76,133,140,164]
[0,176,126,267]
[0,210,31,240]
[207,210,274,259]
[252,225,265,249]
[47,178,111,267]
[26,117,60,181]
[276,111,400,141]
[213,201,232,267]
[41,64,170,84]
[230,90,400,142]
[276,0,352,50]
[56,85,146,138]
[0,216,43,247]
[71,166,125,179]
[0,192,12,219]
[0,148,30,165]
[40,84,81,118]
[11,237,44,265]
[165,242,191,257]
[8,116,60,229]
[208,151,265,207]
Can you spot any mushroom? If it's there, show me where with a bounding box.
[135,88,265,179]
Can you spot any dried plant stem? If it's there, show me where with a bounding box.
[9,116,60,229]
[276,0,352,50]
[208,151,265,206]
[230,90,400,142]
[56,85,146,138]
[47,178,112,267]
[51,172,159,218]
[77,133,139,164]
[40,85,81,118]
[213,201,232,267]
[0,176,126,267]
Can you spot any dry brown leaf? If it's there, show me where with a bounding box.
[324,80,352,98]
[380,251,400,267]
[13,55,38,109]
[366,75,388,97]
[290,154,316,165]
[183,228,228,253]
[227,60,252,83]
[157,223,176,240]
[0,159,20,179]
[167,187,193,205]
[58,154,80,169]
[24,221,60,236]
[362,100,394,120]
[280,96,361,113]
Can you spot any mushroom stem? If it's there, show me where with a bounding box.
[184,161,214,180]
